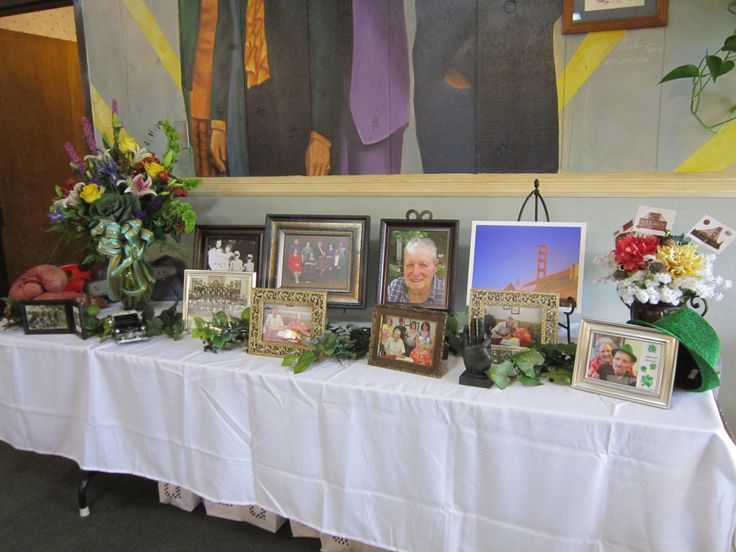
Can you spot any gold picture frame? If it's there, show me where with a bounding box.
[182,270,257,330]
[248,288,328,358]
[368,304,448,378]
[468,289,560,358]
[572,318,678,409]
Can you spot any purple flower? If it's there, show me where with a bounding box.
[133,210,147,220]
[150,196,164,210]
[64,142,82,167]
[49,204,67,223]
[96,155,119,183]
[81,117,96,153]
[112,99,118,115]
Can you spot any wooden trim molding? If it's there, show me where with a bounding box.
[191,173,736,198]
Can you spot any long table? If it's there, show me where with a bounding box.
[1,326,735,552]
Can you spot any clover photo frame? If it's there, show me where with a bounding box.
[368,304,448,379]
[193,224,264,275]
[572,318,678,409]
[468,289,560,359]
[20,300,76,335]
[376,218,459,311]
[562,0,668,34]
[467,221,586,309]
[182,270,257,330]
[248,288,328,358]
[263,214,369,309]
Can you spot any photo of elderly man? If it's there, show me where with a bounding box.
[386,236,445,306]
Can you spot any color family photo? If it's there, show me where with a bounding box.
[277,234,352,291]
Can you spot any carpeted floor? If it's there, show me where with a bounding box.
[0,441,321,551]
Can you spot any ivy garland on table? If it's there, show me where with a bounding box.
[2,301,576,385]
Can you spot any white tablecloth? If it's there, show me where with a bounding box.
[1,327,735,552]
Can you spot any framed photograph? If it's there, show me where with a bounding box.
[20,300,75,335]
[467,221,586,309]
[193,225,264,275]
[368,305,448,378]
[468,289,559,357]
[263,214,370,308]
[69,302,92,339]
[376,219,459,311]
[248,288,328,357]
[182,270,257,330]
[572,318,678,409]
[562,0,668,34]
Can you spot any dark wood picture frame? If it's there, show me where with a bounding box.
[376,218,458,312]
[20,299,75,335]
[368,304,448,379]
[193,225,264,276]
[562,0,668,34]
[262,214,370,309]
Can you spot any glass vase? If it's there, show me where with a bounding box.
[112,260,153,312]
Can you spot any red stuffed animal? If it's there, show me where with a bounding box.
[9,264,81,301]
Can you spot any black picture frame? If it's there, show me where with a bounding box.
[263,214,370,309]
[193,225,264,276]
[562,0,668,34]
[69,301,93,339]
[20,300,75,335]
[376,219,458,311]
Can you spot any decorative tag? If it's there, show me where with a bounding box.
[688,215,735,254]
[633,205,676,236]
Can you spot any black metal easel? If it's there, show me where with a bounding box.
[517,179,575,344]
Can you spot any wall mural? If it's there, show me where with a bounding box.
[178,0,562,178]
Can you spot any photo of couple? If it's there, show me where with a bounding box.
[484,305,542,349]
[585,333,662,390]
[261,304,313,344]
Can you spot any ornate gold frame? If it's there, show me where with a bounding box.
[248,288,328,358]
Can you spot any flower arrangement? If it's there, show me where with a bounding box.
[597,230,731,306]
[49,101,200,306]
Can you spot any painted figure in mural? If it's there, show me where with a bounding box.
[413,0,561,173]
[180,0,409,177]
[179,0,312,176]
[307,0,409,176]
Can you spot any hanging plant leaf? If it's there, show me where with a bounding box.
[723,34,736,51]
[659,64,700,83]
[706,55,734,81]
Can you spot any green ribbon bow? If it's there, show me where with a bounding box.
[91,218,155,303]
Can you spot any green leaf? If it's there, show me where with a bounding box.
[659,64,700,83]
[518,375,542,387]
[511,349,545,378]
[487,360,515,389]
[706,55,735,81]
[723,35,736,52]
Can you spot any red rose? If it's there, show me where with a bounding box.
[614,234,660,272]
[170,187,188,197]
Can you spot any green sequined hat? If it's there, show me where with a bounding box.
[631,307,720,392]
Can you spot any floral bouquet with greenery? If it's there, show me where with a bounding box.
[597,230,731,306]
[49,101,200,306]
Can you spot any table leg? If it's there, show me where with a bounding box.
[78,469,95,517]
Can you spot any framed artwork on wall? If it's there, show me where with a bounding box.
[182,269,256,330]
[262,214,370,309]
[248,288,328,358]
[572,318,678,408]
[376,218,459,311]
[562,0,668,34]
[367,304,448,379]
[467,221,586,309]
[193,225,264,275]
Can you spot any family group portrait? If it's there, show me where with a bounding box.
[377,314,437,367]
[278,235,351,290]
[206,239,257,272]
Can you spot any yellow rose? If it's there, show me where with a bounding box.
[145,161,165,178]
[79,183,104,203]
[118,132,138,153]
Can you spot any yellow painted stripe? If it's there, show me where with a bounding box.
[557,30,625,112]
[123,0,182,89]
[90,85,132,145]
[676,121,736,172]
